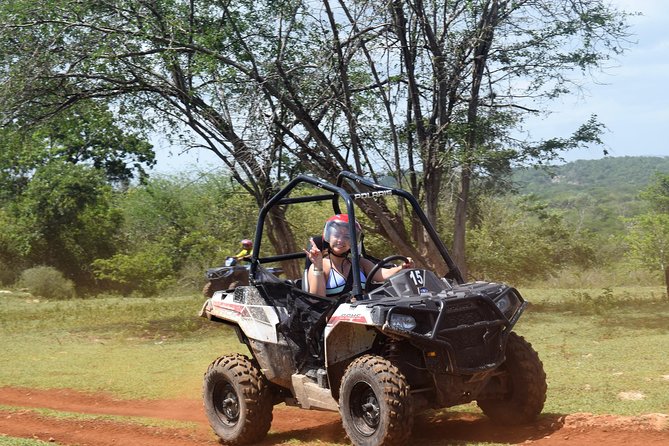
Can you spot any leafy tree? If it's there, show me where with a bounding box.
[386,0,631,276]
[467,195,594,283]
[93,173,260,294]
[0,0,633,279]
[640,173,669,214]
[92,244,177,296]
[0,101,155,196]
[33,102,156,186]
[0,0,310,275]
[0,101,154,290]
[624,174,669,298]
[1,161,122,287]
[0,209,21,285]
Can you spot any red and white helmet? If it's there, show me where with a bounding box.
[240,239,253,248]
[323,214,361,247]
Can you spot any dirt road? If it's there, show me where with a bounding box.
[1,387,667,445]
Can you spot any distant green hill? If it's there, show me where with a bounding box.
[512,156,669,235]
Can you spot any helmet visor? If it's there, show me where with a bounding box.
[324,221,360,246]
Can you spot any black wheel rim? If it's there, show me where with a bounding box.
[213,381,240,426]
[349,381,380,436]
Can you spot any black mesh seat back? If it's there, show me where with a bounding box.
[279,285,338,369]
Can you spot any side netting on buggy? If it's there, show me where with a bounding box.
[255,266,341,374]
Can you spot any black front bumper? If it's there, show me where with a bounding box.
[372,285,526,374]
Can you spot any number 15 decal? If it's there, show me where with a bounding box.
[409,270,424,286]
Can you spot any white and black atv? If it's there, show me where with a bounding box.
[200,171,547,446]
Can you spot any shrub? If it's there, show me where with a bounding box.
[92,245,176,296]
[18,266,76,299]
[0,260,19,286]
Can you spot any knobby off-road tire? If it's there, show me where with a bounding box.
[202,282,214,298]
[339,355,414,446]
[203,353,273,445]
[477,332,547,425]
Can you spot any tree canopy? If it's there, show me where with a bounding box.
[0,101,155,196]
[624,173,669,297]
[0,160,121,287]
[0,0,634,277]
[0,101,154,288]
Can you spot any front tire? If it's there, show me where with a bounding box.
[339,355,414,446]
[203,354,273,445]
[202,282,214,298]
[477,332,547,424]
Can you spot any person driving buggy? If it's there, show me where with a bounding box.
[305,214,414,297]
[232,239,253,263]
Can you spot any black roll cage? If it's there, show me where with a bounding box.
[249,171,464,300]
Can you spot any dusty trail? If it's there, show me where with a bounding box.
[1,387,667,445]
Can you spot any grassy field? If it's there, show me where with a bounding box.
[0,438,59,446]
[519,287,669,415]
[0,291,246,399]
[1,286,668,417]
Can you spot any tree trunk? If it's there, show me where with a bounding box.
[452,167,470,279]
[665,265,669,301]
[265,206,301,278]
[452,0,500,281]
[424,164,442,229]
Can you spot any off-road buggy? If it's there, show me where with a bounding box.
[200,171,547,446]
[202,257,282,297]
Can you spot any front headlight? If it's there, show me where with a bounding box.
[494,291,521,318]
[495,294,511,313]
[389,313,417,331]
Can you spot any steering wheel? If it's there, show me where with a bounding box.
[364,255,410,292]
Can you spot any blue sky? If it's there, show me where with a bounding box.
[152,0,668,174]
[528,0,669,162]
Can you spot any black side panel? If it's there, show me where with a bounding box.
[258,281,340,371]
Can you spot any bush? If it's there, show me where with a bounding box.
[92,245,176,296]
[0,260,19,286]
[18,266,76,299]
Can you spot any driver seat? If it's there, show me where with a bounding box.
[301,234,379,293]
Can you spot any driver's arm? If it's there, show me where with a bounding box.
[362,257,415,282]
[305,238,327,297]
[307,263,327,297]
[233,249,249,259]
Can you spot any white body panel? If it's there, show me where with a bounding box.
[324,303,378,365]
[203,290,382,411]
[208,290,285,343]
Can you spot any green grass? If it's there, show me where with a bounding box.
[0,405,197,429]
[0,437,62,446]
[1,286,668,417]
[520,286,669,415]
[0,291,245,399]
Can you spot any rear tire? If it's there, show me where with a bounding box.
[339,355,414,446]
[203,354,273,445]
[477,332,547,424]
